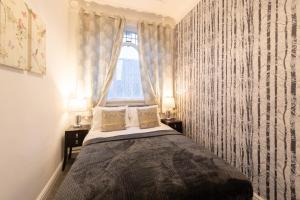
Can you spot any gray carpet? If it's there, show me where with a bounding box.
[46,154,77,200]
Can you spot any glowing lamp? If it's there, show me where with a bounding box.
[163,96,175,119]
[68,98,88,128]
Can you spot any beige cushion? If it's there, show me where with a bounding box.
[92,106,129,131]
[137,107,160,129]
[101,109,126,132]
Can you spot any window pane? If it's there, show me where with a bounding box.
[123,31,138,45]
[107,45,144,101]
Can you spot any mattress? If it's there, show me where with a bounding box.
[55,128,253,200]
[83,124,172,145]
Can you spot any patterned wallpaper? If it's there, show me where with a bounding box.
[174,0,300,199]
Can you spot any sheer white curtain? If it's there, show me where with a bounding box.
[138,22,174,108]
[77,9,125,106]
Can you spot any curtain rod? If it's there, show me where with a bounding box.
[69,0,176,27]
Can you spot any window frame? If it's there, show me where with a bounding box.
[106,31,145,106]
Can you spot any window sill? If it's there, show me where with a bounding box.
[106,99,146,106]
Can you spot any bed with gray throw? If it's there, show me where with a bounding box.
[55,130,253,200]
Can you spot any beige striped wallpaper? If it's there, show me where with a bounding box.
[174,0,300,199]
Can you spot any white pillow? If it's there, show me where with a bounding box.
[92,106,129,131]
[127,105,161,127]
[127,107,139,127]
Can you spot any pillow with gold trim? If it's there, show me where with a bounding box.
[137,106,160,129]
[101,109,126,132]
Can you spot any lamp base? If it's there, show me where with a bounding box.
[165,111,172,119]
[73,115,82,128]
[72,124,82,128]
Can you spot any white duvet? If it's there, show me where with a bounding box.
[83,124,172,145]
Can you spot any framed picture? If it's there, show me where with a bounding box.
[0,0,29,70]
[28,9,46,74]
[0,0,46,74]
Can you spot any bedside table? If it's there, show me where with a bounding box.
[161,119,183,133]
[62,125,91,171]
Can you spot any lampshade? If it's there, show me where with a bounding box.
[163,96,175,112]
[68,98,88,112]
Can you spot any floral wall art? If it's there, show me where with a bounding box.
[0,0,28,69]
[0,0,46,74]
[28,9,46,74]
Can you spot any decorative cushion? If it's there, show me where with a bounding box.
[137,106,160,129]
[101,109,126,132]
[92,106,129,131]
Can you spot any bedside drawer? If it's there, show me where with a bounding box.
[161,119,183,133]
[63,125,91,171]
[169,123,182,133]
[66,132,87,147]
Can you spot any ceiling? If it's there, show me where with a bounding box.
[89,0,200,22]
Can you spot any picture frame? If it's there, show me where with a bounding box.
[0,0,29,70]
[0,0,46,74]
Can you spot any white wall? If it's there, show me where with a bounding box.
[0,0,75,199]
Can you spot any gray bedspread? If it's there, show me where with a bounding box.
[55,130,253,200]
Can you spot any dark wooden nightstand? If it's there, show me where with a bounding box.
[62,125,91,171]
[161,119,183,133]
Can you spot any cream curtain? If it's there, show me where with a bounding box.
[77,9,125,106]
[138,22,174,108]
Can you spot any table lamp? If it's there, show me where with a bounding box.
[68,97,88,128]
[163,96,175,120]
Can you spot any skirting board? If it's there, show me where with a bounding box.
[253,193,265,200]
[36,161,62,200]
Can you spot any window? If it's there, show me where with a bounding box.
[107,31,144,102]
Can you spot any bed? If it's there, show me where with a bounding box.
[55,123,253,200]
